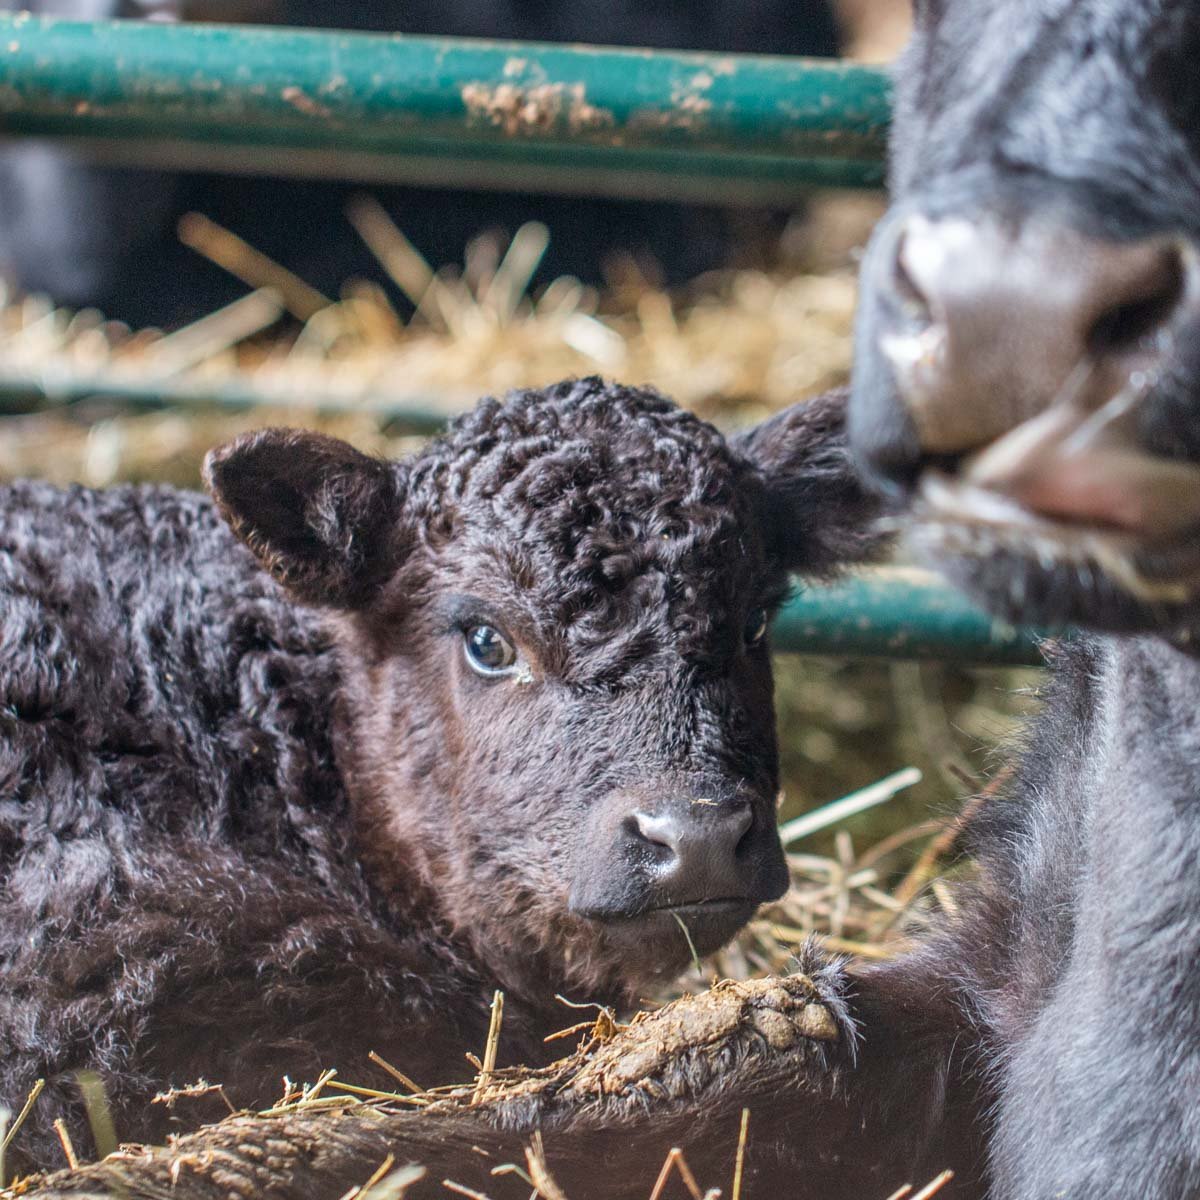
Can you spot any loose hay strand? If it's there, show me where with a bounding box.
[75,1071,118,1161]
[673,1151,704,1200]
[346,195,438,313]
[482,222,550,324]
[52,1118,79,1170]
[303,1068,338,1103]
[910,1171,955,1200]
[672,913,704,978]
[489,1161,536,1189]
[178,211,333,321]
[524,1133,569,1200]
[152,1078,237,1115]
[361,1165,428,1200]
[778,768,923,845]
[142,288,284,374]
[0,1105,7,1190]
[473,990,505,1102]
[647,1147,702,1200]
[731,1108,750,1200]
[322,1081,429,1108]
[338,1151,396,1200]
[368,1051,426,1096]
[0,1078,44,1165]
[442,1181,495,1200]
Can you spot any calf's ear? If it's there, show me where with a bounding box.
[203,427,407,608]
[734,388,890,574]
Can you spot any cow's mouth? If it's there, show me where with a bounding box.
[951,385,1200,530]
[905,449,1200,631]
[586,897,758,961]
[895,365,1200,628]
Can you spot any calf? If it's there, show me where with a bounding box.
[260,5,1200,1198]
[0,378,878,1173]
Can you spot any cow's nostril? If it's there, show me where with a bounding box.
[890,229,936,326]
[863,215,1200,465]
[1086,242,1188,357]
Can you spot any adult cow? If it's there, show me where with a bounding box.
[844,1,1200,1196]
[20,3,1200,1199]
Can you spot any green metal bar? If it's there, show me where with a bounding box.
[0,16,889,199]
[773,568,1050,666]
[0,370,458,434]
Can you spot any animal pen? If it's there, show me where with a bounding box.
[0,12,1049,668]
[0,15,1047,1199]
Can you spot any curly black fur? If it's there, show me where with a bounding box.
[0,379,879,1172]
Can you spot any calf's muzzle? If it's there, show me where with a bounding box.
[629,800,755,901]
[569,780,787,960]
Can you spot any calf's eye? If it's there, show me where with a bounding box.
[744,608,768,647]
[464,625,518,676]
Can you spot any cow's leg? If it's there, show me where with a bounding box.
[14,945,987,1200]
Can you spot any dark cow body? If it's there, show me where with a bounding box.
[844,1,1200,1193]
[0,379,880,1175]
[243,5,1200,1198]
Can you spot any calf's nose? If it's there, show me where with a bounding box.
[630,801,753,897]
[872,214,1194,470]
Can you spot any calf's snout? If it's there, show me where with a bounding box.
[569,782,787,932]
[629,801,754,899]
[859,212,1199,492]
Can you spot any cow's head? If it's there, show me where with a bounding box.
[852,0,1200,636]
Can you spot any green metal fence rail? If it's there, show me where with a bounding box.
[775,568,1048,666]
[0,15,889,202]
[0,370,460,433]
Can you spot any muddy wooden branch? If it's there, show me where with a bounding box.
[9,977,851,1200]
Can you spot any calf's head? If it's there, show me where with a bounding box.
[204,380,878,998]
[852,0,1200,636]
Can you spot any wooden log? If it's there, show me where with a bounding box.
[11,975,867,1200]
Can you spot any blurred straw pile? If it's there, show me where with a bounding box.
[0,195,863,488]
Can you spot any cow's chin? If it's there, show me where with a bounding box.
[906,473,1200,636]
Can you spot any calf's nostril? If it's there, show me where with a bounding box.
[630,811,682,858]
[628,802,755,880]
[723,801,754,850]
